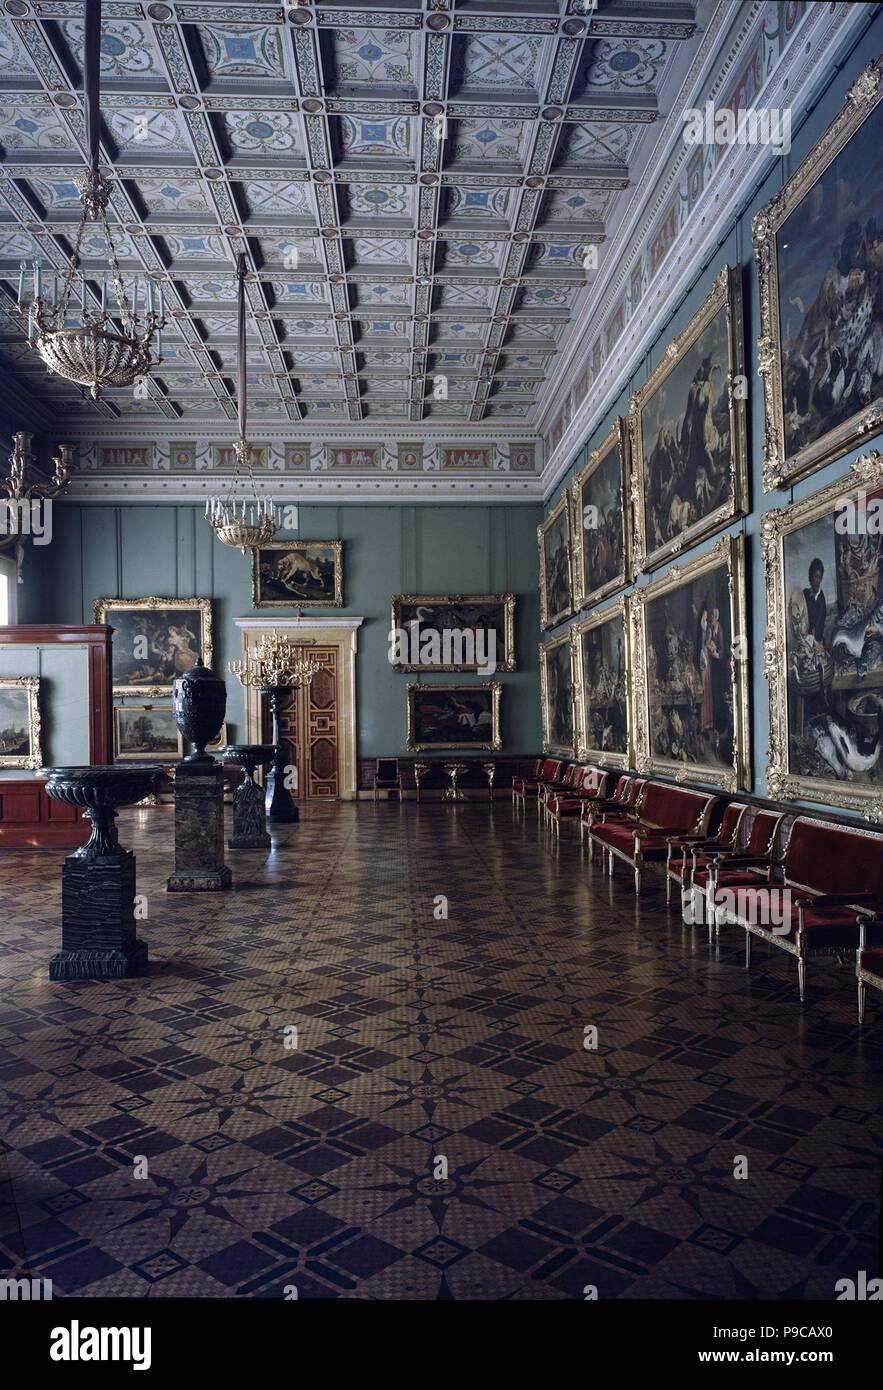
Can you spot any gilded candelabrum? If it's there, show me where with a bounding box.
[228,630,322,823]
[0,431,71,573]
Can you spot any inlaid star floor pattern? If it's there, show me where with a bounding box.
[1,802,881,1301]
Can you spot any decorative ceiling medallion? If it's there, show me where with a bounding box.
[419,174,440,186]
[288,7,313,26]
[525,176,545,189]
[562,19,587,37]
[179,96,202,111]
[541,106,564,121]
[203,167,224,180]
[313,169,333,183]
[146,3,173,19]
[4,0,30,14]
[423,102,445,117]
[302,99,324,114]
[426,15,450,31]
[54,94,77,108]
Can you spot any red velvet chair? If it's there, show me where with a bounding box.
[580,775,644,847]
[666,801,749,907]
[857,921,883,1023]
[590,783,717,894]
[537,762,580,818]
[547,768,610,837]
[512,758,559,810]
[710,816,883,1002]
[692,809,785,943]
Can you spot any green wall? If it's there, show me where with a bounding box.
[36,501,543,757]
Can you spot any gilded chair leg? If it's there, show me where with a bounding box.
[798,957,806,1003]
[744,931,751,969]
[665,873,671,904]
[634,866,641,895]
[858,978,866,1024]
[607,851,614,878]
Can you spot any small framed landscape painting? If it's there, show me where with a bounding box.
[114,705,183,761]
[0,676,41,769]
[406,683,502,751]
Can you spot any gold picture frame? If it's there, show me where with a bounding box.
[573,596,632,770]
[406,682,502,752]
[571,418,631,611]
[539,629,576,757]
[114,704,184,762]
[630,535,751,792]
[538,491,572,631]
[93,597,213,698]
[251,541,343,609]
[0,676,41,769]
[754,56,883,490]
[628,265,748,572]
[762,448,883,818]
[390,594,516,673]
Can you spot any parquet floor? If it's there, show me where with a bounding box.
[1,801,881,1300]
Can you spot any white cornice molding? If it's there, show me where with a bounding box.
[235,617,364,632]
[64,474,544,504]
[538,0,869,499]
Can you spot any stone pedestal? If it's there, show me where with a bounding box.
[229,773,271,850]
[50,850,147,980]
[167,762,232,892]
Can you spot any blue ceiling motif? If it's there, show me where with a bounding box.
[0,1,702,436]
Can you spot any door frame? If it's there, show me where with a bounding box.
[234,616,363,800]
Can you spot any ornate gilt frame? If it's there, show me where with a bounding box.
[628,265,748,572]
[0,675,41,770]
[572,596,632,770]
[630,534,750,792]
[390,593,516,672]
[405,682,502,752]
[754,57,883,491]
[537,491,572,631]
[539,629,576,758]
[113,704,184,762]
[93,596,213,698]
[762,448,883,818]
[571,418,631,611]
[251,540,344,609]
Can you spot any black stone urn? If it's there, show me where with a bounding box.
[173,657,227,763]
[222,743,276,850]
[43,764,162,861]
[42,765,162,980]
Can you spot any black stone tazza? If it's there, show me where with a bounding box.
[42,764,162,979]
[221,743,276,850]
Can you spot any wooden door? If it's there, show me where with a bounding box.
[262,645,340,800]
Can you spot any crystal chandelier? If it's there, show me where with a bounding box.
[0,431,72,580]
[17,1,165,400]
[205,254,278,552]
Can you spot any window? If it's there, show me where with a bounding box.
[0,554,16,624]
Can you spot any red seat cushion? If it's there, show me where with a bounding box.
[861,949,883,979]
[693,865,770,891]
[715,886,867,946]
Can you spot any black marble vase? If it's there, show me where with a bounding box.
[222,744,275,850]
[42,765,161,980]
[173,658,227,762]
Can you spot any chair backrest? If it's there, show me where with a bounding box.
[612,775,631,802]
[638,782,715,833]
[529,758,544,777]
[627,778,646,806]
[376,758,399,781]
[586,769,608,797]
[541,758,563,780]
[784,817,883,896]
[561,763,578,786]
[718,802,749,848]
[745,810,784,857]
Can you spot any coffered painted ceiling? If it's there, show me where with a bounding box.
[0,0,706,452]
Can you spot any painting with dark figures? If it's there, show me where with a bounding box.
[95,599,212,697]
[114,705,183,761]
[541,636,574,756]
[775,85,883,471]
[252,541,343,608]
[406,683,501,751]
[644,564,734,773]
[782,494,883,788]
[631,267,746,571]
[577,607,629,762]
[391,594,515,672]
[538,494,572,629]
[572,421,629,610]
